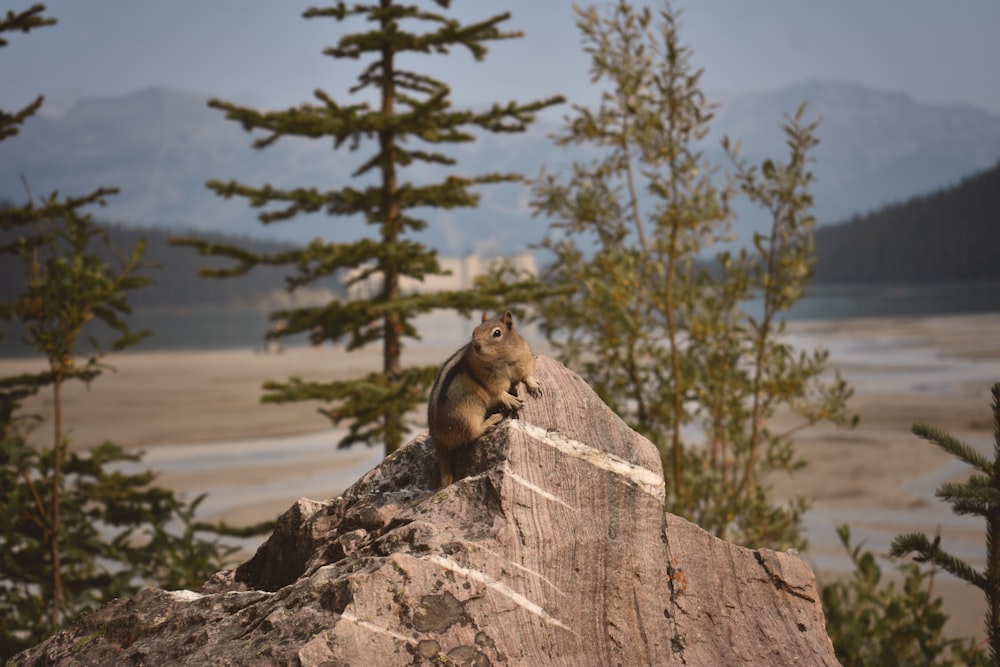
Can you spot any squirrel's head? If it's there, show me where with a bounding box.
[472,310,516,355]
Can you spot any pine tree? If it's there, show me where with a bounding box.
[172,1,562,456]
[0,196,264,656]
[890,382,1000,666]
[0,8,267,656]
[1,4,132,453]
[0,3,75,437]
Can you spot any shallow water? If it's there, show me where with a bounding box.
[787,329,999,586]
[115,321,1000,578]
[116,429,385,548]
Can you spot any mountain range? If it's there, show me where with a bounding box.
[711,80,1000,224]
[3,81,1000,254]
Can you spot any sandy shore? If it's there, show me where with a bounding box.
[773,313,1000,641]
[4,311,1000,642]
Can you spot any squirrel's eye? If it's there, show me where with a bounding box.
[492,327,502,338]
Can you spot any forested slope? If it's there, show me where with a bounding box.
[814,161,1000,283]
[0,220,335,306]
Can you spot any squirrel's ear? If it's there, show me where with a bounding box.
[481,312,490,323]
[502,311,514,329]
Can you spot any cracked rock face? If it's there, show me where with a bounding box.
[15,356,840,666]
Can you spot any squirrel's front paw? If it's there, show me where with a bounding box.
[501,391,524,412]
[525,376,542,398]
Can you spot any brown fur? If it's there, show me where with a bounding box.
[427,311,541,487]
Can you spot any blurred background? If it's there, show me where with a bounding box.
[2,1,999,352]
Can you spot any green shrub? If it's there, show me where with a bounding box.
[821,525,986,666]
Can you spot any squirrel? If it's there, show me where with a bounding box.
[427,310,542,487]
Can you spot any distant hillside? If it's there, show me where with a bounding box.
[0,86,553,255]
[712,80,1000,226]
[813,161,1000,283]
[3,82,1000,253]
[0,220,341,307]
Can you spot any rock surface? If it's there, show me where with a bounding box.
[14,356,840,666]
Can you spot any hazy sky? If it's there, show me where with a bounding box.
[2,0,999,118]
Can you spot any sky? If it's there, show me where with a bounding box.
[2,0,999,119]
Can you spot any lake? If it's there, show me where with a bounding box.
[1,280,999,357]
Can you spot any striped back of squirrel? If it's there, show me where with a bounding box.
[427,343,475,428]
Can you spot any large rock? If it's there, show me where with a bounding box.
[14,356,840,666]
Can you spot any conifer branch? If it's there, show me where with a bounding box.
[937,476,1000,516]
[263,364,439,449]
[890,532,987,589]
[1,187,119,231]
[0,94,44,141]
[0,4,56,47]
[0,370,55,390]
[912,423,993,474]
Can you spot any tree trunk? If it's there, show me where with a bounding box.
[50,373,64,628]
[379,0,403,456]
